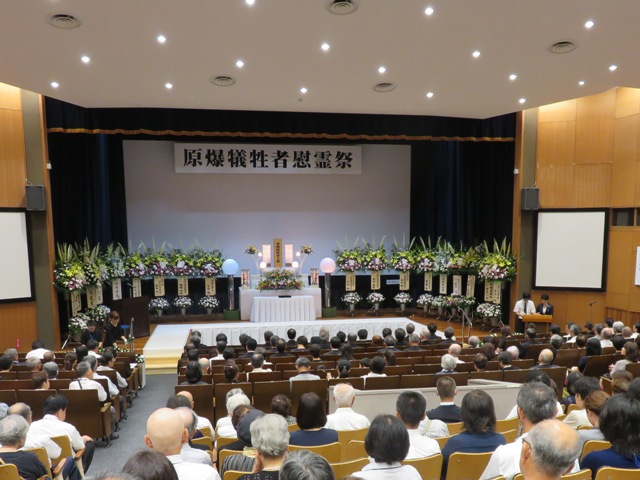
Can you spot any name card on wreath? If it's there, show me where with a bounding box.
[177,277,189,296]
[466,275,476,297]
[492,281,502,304]
[484,281,492,302]
[399,272,410,291]
[345,272,356,291]
[71,291,82,315]
[371,271,381,290]
[424,273,433,291]
[87,286,98,309]
[96,286,103,305]
[452,275,462,296]
[154,276,165,297]
[112,279,122,301]
[205,277,216,296]
[439,274,448,294]
[132,278,141,298]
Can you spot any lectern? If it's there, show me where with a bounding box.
[522,314,553,333]
[111,296,150,338]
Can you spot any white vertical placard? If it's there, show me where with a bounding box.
[177,277,189,296]
[466,275,476,297]
[493,281,502,304]
[484,281,492,302]
[439,274,448,294]
[132,278,141,298]
[399,272,410,291]
[205,277,217,296]
[452,275,462,295]
[371,271,381,290]
[345,272,356,291]
[86,286,97,308]
[424,273,432,291]
[71,291,82,315]
[95,286,103,305]
[154,276,165,296]
[112,279,122,301]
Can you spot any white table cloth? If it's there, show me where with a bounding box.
[239,288,322,320]
[250,295,316,323]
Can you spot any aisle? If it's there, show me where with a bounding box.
[88,374,175,475]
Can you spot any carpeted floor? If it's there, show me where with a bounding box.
[87,373,175,476]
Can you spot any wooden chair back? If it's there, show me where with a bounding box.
[289,442,342,463]
[445,451,493,480]
[501,429,518,443]
[502,368,533,384]
[23,447,61,480]
[251,380,290,412]
[344,440,366,461]
[0,464,20,480]
[495,417,519,433]
[525,344,552,360]
[436,434,455,450]
[217,436,237,449]
[287,423,299,432]
[469,370,503,381]
[400,374,437,389]
[214,382,252,423]
[580,440,611,461]
[566,404,581,415]
[414,364,442,374]
[49,379,71,390]
[328,377,365,390]
[16,389,56,421]
[560,469,596,480]
[274,363,296,372]
[247,371,282,383]
[0,379,32,390]
[625,362,640,377]
[224,471,249,480]
[583,355,618,378]
[57,371,78,380]
[402,453,444,480]
[363,375,401,390]
[58,389,112,440]
[447,422,464,434]
[218,450,242,471]
[437,372,469,386]
[553,349,581,369]
[191,436,213,450]
[331,458,369,479]
[348,367,370,377]
[511,359,535,369]
[0,372,17,380]
[594,467,640,479]
[337,428,369,461]
[537,367,568,400]
[174,383,214,424]
[290,379,327,416]
[385,365,412,376]
[0,390,16,406]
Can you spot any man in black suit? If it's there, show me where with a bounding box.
[242,337,258,358]
[322,337,342,357]
[519,327,539,359]
[286,329,297,348]
[80,320,103,347]
[270,338,294,358]
[498,351,520,371]
[405,334,424,351]
[394,328,407,347]
[535,293,554,316]
[438,327,457,346]
[425,376,461,423]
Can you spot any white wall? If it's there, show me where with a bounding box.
[123,141,411,271]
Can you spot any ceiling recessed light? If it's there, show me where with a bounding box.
[157,35,167,44]
[81,55,90,64]
[378,66,386,74]
[609,64,618,71]
[50,81,59,88]
[579,80,585,86]
[235,60,244,68]
[584,20,595,29]
[509,74,517,81]
[519,98,526,104]
[300,87,308,94]
[424,6,434,16]
[321,42,330,51]
[472,50,481,58]
[245,0,255,5]
[426,92,434,98]
[165,82,173,89]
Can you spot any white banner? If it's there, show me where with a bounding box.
[177,276,189,296]
[399,272,410,291]
[132,278,142,298]
[345,272,356,292]
[205,277,217,296]
[466,275,476,297]
[87,286,98,309]
[484,281,492,302]
[112,278,122,301]
[175,143,361,175]
[370,271,381,290]
[71,291,82,315]
[424,273,432,291]
[154,276,165,297]
[439,274,448,294]
[452,275,462,296]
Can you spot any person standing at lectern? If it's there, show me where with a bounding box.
[513,292,536,328]
[536,293,554,316]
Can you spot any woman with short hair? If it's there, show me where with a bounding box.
[122,449,179,480]
[577,390,609,450]
[180,361,206,385]
[239,414,289,480]
[288,393,338,447]
[611,341,640,374]
[0,415,50,480]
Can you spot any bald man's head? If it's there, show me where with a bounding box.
[177,390,194,407]
[144,408,188,455]
[520,419,580,479]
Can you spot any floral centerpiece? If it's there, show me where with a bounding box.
[477,302,501,318]
[84,305,111,326]
[106,243,126,279]
[149,297,170,312]
[430,295,448,309]
[432,239,452,275]
[394,292,412,305]
[173,296,193,312]
[390,243,415,272]
[198,296,219,310]
[124,250,148,278]
[416,293,434,306]
[258,268,304,291]
[362,239,387,271]
[68,312,90,333]
[366,292,385,304]
[457,296,477,310]
[342,292,362,304]
[195,248,224,277]
[245,245,262,272]
[335,246,363,272]
[170,249,197,277]
[53,243,86,292]
[459,246,483,276]
[415,248,436,273]
[145,244,172,277]
[478,239,517,282]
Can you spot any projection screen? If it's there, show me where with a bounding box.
[0,209,33,302]
[534,210,607,290]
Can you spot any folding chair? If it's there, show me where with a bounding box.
[594,467,640,480]
[331,458,369,479]
[337,428,369,461]
[289,442,342,463]
[445,451,493,480]
[402,453,444,480]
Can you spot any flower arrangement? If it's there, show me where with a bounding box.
[68,312,91,333]
[245,245,259,255]
[145,246,172,277]
[173,296,193,309]
[362,239,387,271]
[335,238,363,272]
[457,296,477,309]
[194,248,224,277]
[198,296,219,309]
[366,292,385,304]
[459,246,483,276]
[135,354,145,364]
[430,295,448,308]
[54,243,87,292]
[478,239,517,282]
[258,268,304,291]
[415,249,436,273]
[394,292,412,305]
[149,297,170,311]
[169,249,196,277]
[477,302,502,318]
[416,293,434,306]
[300,245,313,255]
[124,250,148,278]
[84,305,111,325]
[390,249,414,272]
[342,292,362,305]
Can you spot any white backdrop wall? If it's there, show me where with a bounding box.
[123,141,411,271]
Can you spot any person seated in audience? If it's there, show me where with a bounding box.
[32,371,50,390]
[285,328,297,348]
[581,392,640,477]
[395,391,440,459]
[222,347,236,361]
[325,383,370,431]
[357,329,368,342]
[406,323,415,335]
[175,407,211,465]
[573,337,602,374]
[76,357,120,436]
[351,414,421,479]
[520,419,581,480]
[291,336,309,353]
[75,345,89,364]
[122,449,179,480]
[43,361,59,380]
[549,324,562,336]
[237,413,289,480]
[504,371,563,420]
[179,361,206,385]
[70,361,107,401]
[563,376,601,429]
[25,340,49,360]
[317,328,331,349]
[584,321,595,337]
[326,358,351,380]
[25,356,42,372]
[259,331,272,349]
[63,352,77,372]
[610,341,639,373]
[609,370,633,394]
[223,361,240,384]
[289,393,338,447]
[0,415,51,480]
[467,335,480,348]
[577,390,609,450]
[518,327,538,359]
[473,352,488,371]
[308,344,322,361]
[43,350,55,363]
[498,351,519,371]
[97,352,127,389]
[600,328,614,348]
[429,322,446,340]
[289,357,320,382]
[561,372,582,408]
[0,354,14,376]
[184,349,199,365]
[322,337,342,357]
[197,357,210,375]
[144,407,220,480]
[495,337,508,354]
[481,382,578,480]
[167,392,213,436]
[405,334,424,351]
[218,404,253,459]
[441,390,506,479]
[363,355,386,377]
[439,354,458,374]
[371,335,384,348]
[28,395,95,474]
[532,349,556,369]
[86,339,101,359]
[217,390,251,439]
[622,326,633,339]
[270,338,294,358]
[280,450,334,480]
[270,394,296,425]
[383,348,396,366]
[439,327,457,345]
[447,343,464,363]
[427,376,462,423]
[359,357,372,369]
[576,335,588,348]
[394,328,407,347]
[481,342,496,361]
[611,333,626,352]
[340,343,355,361]
[378,336,399,353]
[248,354,271,376]
[507,345,520,361]
[190,332,208,351]
[210,341,226,362]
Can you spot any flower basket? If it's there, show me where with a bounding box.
[258,268,304,291]
[198,296,219,314]
[149,297,170,315]
[84,305,111,328]
[478,239,517,282]
[68,312,90,334]
[342,292,362,316]
[173,296,193,314]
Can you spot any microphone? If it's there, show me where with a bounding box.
[588,300,596,306]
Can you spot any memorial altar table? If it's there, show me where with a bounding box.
[239,288,322,321]
[251,295,315,323]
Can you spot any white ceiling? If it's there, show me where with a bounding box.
[1,0,639,119]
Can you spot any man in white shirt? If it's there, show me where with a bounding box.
[144,407,220,480]
[25,340,49,360]
[97,352,127,389]
[396,391,440,459]
[209,341,226,363]
[448,344,465,364]
[513,292,535,324]
[480,383,579,480]
[27,395,95,475]
[174,391,213,432]
[247,353,272,379]
[176,407,212,466]
[599,328,614,348]
[325,383,370,431]
[215,391,251,440]
[86,339,102,359]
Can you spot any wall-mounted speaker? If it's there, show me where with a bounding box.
[521,187,539,211]
[26,185,46,211]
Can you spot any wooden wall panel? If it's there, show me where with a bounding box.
[615,87,640,118]
[536,121,575,168]
[571,164,611,207]
[611,115,639,206]
[0,303,38,352]
[0,109,27,207]
[0,83,21,110]
[537,165,573,208]
[627,231,640,312]
[532,290,605,326]
[607,230,634,295]
[606,293,630,312]
[538,99,577,123]
[575,90,616,164]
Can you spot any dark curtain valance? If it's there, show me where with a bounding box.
[45,98,516,142]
